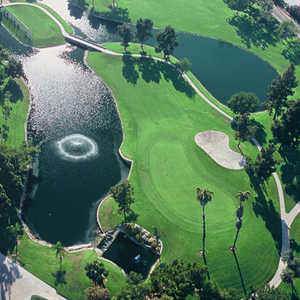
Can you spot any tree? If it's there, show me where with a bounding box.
[85,260,109,287]
[227,92,259,114]
[267,64,298,120]
[118,24,133,51]
[109,180,134,222]
[236,191,250,208]
[176,57,192,73]
[257,0,273,12]
[233,113,257,151]
[272,99,300,148]
[85,286,110,300]
[6,222,23,259]
[53,241,66,270]
[196,188,213,261]
[135,18,153,51]
[156,25,178,59]
[246,142,280,182]
[127,271,143,285]
[277,20,297,41]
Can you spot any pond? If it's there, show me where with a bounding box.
[102,232,159,278]
[0,26,129,246]
[43,0,278,103]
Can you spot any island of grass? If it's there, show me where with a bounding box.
[88,51,281,294]
[3,4,65,48]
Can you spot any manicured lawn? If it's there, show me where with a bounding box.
[0,79,29,147]
[18,235,127,299]
[6,5,65,47]
[88,51,281,294]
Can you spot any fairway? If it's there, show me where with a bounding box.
[6,5,65,47]
[88,51,281,293]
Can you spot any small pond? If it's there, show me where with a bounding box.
[43,0,278,103]
[102,232,159,278]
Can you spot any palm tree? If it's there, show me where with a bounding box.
[53,241,66,270]
[236,191,250,208]
[196,188,213,262]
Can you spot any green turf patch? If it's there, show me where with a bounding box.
[0,79,29,147]
[98,196,123,232]
[6,5,65,48]
[18,234,126,299]
[88,51,281,294]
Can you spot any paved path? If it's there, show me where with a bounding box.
[0,252,65,300]
[4,0,300,291]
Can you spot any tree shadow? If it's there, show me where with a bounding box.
[227,8,279,49]
[232,251,247,295]
[122,55,139,85]
[251,178,282,254]
[52,270,67,286]
[88,10,121,31]
[279,146,300,205]
[290,239,300,253]
[250,119,267,146]
[282,39,300,65]
[91,6,131,23]
[121,55,195,98]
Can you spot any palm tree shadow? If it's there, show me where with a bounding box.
[52,270,67,286]
[232,251,247,295]
[248,174,282,254]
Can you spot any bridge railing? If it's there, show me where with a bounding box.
[1,6,33,41]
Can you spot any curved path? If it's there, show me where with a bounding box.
[3,0,300,290]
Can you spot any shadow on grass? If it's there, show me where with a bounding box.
[250,177,282,254]
[290,239,300,253]
[3,79,23,103]
[279,146,300,206]
[227,7,279,49]
[52,270,67,286]
[90,6,131,23]
[232,251,247,295]
[121,55,196,98]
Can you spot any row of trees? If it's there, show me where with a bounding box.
[117,18,179,60]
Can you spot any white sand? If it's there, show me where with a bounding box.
[194,130,246,170]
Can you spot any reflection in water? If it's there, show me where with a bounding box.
[0,25,129,246]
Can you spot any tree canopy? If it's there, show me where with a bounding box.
[85,260,109,287]
[118,24,133,51]
[228,92,259,114]
[155,25,178,59]
[136,18,153,50]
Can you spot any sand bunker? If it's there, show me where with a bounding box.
[194,130,246,170]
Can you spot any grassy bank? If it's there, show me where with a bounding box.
[88,51,281,294]
[5,4,65,47]
[18,235,127,300]
[0,79,30,147]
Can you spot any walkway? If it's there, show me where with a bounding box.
[3,0,300,291]
[0,252,65,300]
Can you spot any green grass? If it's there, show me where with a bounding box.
[6,5,65,48]
[0,79,30,147]
[98,196,123,232]
[87,51,281,294]
[18,234,127,299]
[37,3,73,35]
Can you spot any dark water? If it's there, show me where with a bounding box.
[0,25,129,246]
[102,232,158,277]
[43,0,278,103]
